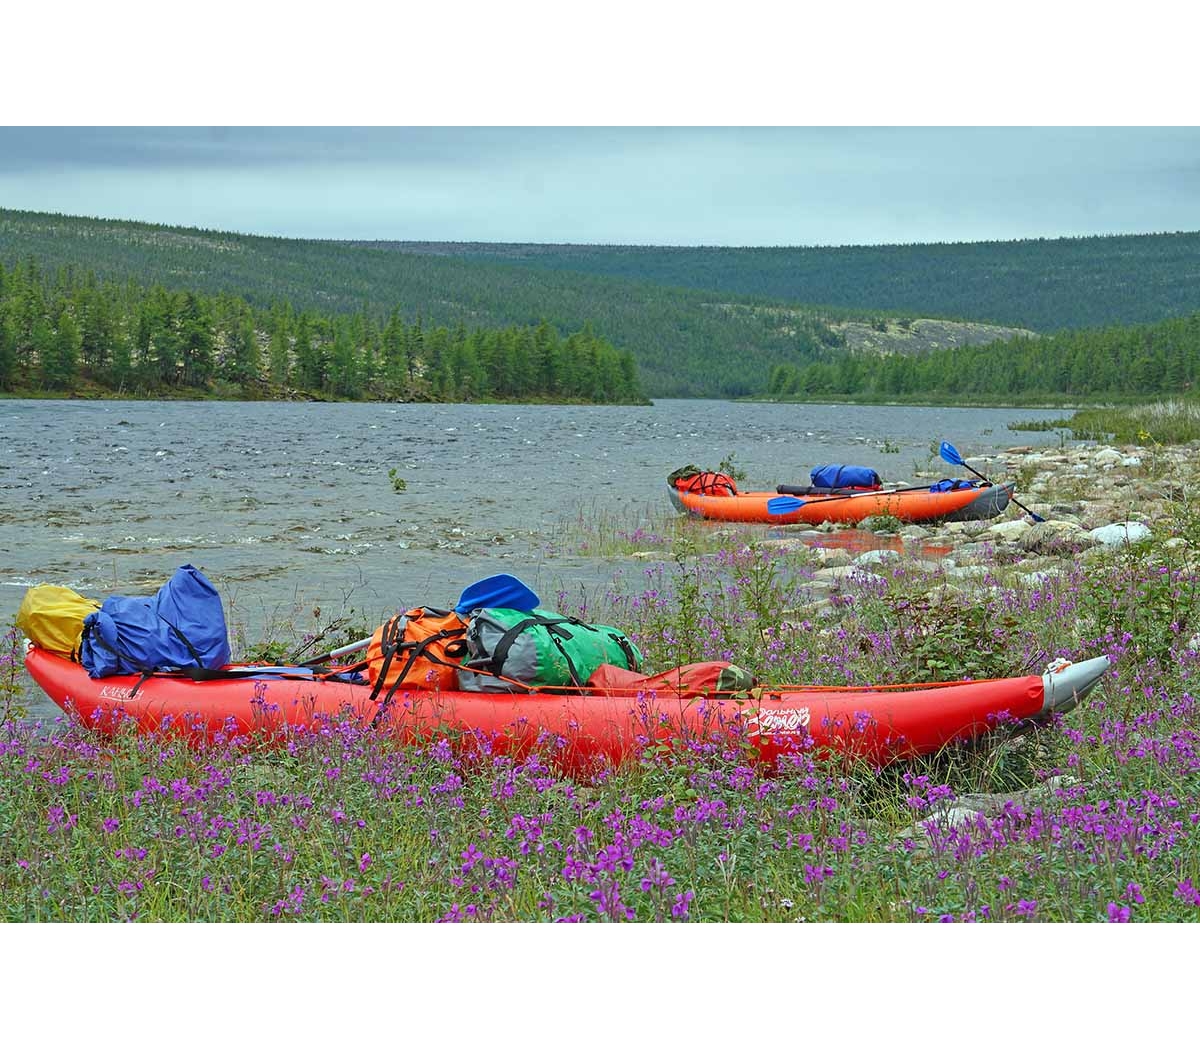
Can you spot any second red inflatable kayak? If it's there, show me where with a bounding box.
[669,481,1015,525]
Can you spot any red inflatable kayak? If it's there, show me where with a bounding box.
[669,481,1015,525]
[24,647,1108,773]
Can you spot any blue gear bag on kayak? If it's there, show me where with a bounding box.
[929,478,975,492]
[80,564,231,678]
[809,464,882,490]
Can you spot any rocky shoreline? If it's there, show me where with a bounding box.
[766,442,1180,606]
[752,440,1190,831]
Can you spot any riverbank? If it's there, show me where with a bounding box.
[3,440,1198,921]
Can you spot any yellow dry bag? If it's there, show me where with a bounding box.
[16,584,101,659]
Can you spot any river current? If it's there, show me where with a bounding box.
[2,398,1070,717]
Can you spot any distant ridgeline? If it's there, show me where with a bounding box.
[767,311,1200,401]
[387,231,1200,334]
[0,209,847,398]
[0,259,645,404]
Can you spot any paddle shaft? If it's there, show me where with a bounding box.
[296,572,540,667]
[300,636,370,667]
[955,461,1045,523]
[778,482,934,503]
[768,482,955,515]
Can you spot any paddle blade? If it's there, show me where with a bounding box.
[766,496,805,515]
[455,573,540,616]
[939,441,965,466]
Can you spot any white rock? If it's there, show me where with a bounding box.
[1019,570,1062,587]
[1121,456,1143,467]
[946,564,992,579]
[987,519,1031,542]
[1093,448,1123,466]
[854,549,902,566]
[812,565,881,583]
[1088,522,1152,547]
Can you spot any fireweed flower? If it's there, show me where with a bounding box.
[1175,880,1200,906]
[671,891,695,920]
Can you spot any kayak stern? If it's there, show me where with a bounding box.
[1040,655,1111,715]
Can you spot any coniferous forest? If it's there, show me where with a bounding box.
[0,260,645,404]
[7,208,1200,404]
[765,312,1200,402]
[0,209,841,398]
[393,232,1200,333]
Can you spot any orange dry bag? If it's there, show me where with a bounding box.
[365,607,467,699]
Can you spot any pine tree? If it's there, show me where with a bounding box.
[268,316,291,388]
[42,309,81,390]
[328,323,359,398]
[293,316,324,391]
[223,310,261,385]
[178,292,214,387]
[0,308,17,390]
[109,323,133,392]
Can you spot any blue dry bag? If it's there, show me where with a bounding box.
[80,564,231,678]
[809,464,882,490]
[929,478,975,493]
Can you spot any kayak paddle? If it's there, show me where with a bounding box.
[938,441,1045,523]
[300,573,541,666]
[766,484,931,516]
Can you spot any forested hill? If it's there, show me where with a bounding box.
[767,311,1200,403]
[0,260,644,404]
[0,209,852,398]
[377,232,1200,333]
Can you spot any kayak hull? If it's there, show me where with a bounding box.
[25,647,1108,773]
[669,482,1015,525]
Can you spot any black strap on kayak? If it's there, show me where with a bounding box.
[367,613,468,728]
[477,612,637,689]
[125,663,359,697]
[776,484,862,496]
[88,614,211,697]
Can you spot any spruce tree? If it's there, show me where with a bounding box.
[268,317,291,389]
[0,309,17,390]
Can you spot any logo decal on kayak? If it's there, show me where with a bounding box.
[750,707,811,734]
[98,685,135,703]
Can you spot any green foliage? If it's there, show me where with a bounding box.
[860,514,903,533]
[769,312,1200,403]
[717,453,748,483]
[1007,417,1073,432]
[387,468,407,493]
[0,259,645,405]
[879,588,1026,681]
[0,625,27,721]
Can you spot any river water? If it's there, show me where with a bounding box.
[1,398,1070,716]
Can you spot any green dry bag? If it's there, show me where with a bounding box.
[457,608,642,693]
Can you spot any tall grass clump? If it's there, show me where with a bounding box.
[1064,400,1200,445]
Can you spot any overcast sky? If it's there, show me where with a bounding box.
[1,127,1198,247]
